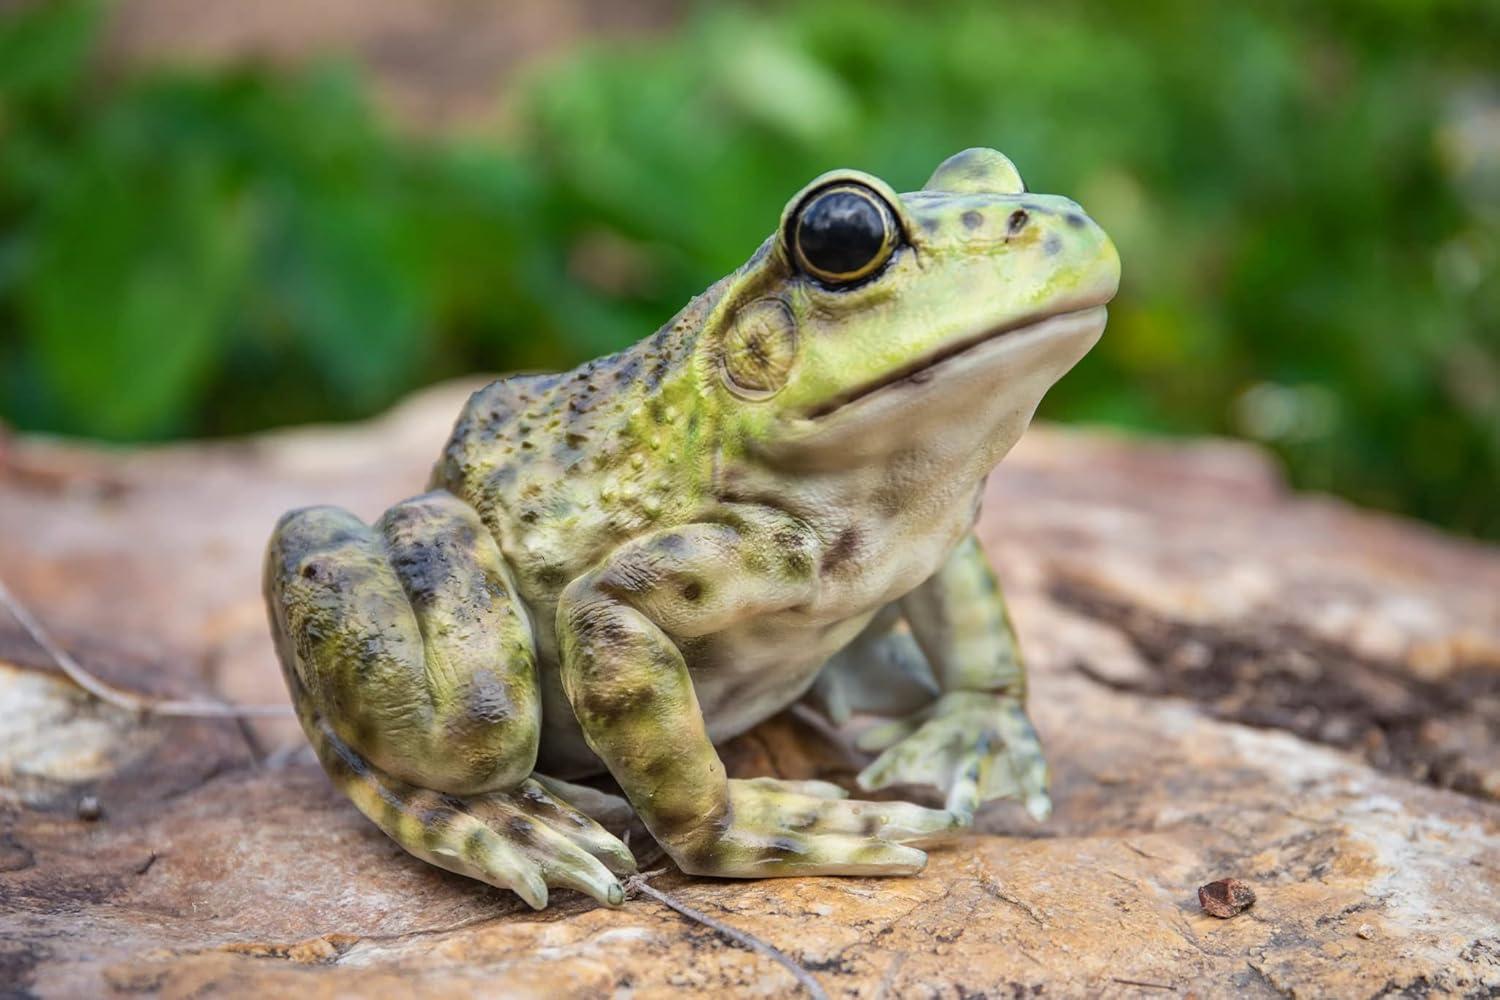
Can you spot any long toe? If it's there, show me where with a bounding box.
[541,844,628,907]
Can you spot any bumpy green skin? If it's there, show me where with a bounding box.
[264,148,1120,909]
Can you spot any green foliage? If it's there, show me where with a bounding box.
[2,0,1497,537]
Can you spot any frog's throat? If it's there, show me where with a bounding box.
[748,306,1106,474]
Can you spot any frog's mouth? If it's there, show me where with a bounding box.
[805,305,1108,419]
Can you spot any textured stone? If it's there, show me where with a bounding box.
[1198,878,1256,919]
[2,380,1497,998]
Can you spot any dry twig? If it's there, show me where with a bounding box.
[625,869,829,1000]
[0,575,292,719]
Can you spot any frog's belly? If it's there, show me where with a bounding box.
[689,610,878,743]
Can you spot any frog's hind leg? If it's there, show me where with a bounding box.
[265,492,635,908]
[303,714,634,907]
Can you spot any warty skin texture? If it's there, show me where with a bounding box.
[264,147,1121,908]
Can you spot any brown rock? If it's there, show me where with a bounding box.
[2,379,1498,998]
[1198,878,1256,918]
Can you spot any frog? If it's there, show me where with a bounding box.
[264,148,1120,910]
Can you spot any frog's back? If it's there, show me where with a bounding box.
[431,290,724,607]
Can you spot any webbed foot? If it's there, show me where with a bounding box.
[855,690,1051,824]
[674,776,959,878]
[361,769,637,909]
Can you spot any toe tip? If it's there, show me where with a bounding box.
[1025,793,1053,823]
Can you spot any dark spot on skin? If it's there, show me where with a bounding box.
[570,600,630,645]
[300,562,325,581]
[961,210,984,231]
[1044,233,1063,256]
[1007,210,1029,235]
[325,728,370,780]
[583,681,657,728]
[1065,213,1086,229]
[416,807,450,835]
[773,528,804,549]
[464,669,514,727]
[821,526,861,575]
[507,816,539,846]
[920,216,940,234]
[772,527,815,576]
[681,581,703,603]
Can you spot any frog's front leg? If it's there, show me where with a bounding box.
[558,509,958,879]
[856,533,1051,824]
[265,492,635,909]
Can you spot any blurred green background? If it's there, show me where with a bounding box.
[1,0,1497,537]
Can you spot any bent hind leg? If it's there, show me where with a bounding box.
[265,492,634,907]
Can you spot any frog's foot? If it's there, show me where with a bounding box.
[855,690,1051,825]
[534,774,636,831]
[675,776,960,879]
[360,770,637,910]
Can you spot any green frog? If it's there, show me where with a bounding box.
[264,148,1119,909]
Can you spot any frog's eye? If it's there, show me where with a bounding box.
[790,183,899,286]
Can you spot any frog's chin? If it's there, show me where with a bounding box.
[764,306,1106,471]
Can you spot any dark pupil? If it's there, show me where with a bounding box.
[797,190,886,277]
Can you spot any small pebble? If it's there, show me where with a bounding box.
[1198,878,1256,918]
[1356,924,1375,940]
[77,795,103,822]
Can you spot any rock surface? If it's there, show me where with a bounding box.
[1,379,1497,998]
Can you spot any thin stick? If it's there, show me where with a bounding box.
[0,575,292,719]
[1111,977,1175,991]
[625,871,829,1000]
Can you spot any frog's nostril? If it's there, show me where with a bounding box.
[1007,210,1029,235]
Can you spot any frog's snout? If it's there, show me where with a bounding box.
[1003,194,1121,307]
